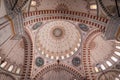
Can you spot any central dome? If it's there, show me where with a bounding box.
[36,21,81,60]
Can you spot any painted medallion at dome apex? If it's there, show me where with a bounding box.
[36,21,81,60]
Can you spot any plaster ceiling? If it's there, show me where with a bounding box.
[0,0,120,80]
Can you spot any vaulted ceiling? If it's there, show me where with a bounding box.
[0,0,120,80]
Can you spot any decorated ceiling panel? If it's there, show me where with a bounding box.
[35,20,81,60]
[0,0,120,80]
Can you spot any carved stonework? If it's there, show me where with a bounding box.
[33,63,85,80]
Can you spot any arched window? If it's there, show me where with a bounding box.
[111,56,118,62]
[0,61,7,68]
[101,64,106,70]
[106,61,112,66]
[8,65,14,72]
[114,51,120,56]
[16,68,21,74]
[94,67,99,72]
[116,46,120,49]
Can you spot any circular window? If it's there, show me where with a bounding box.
[32,22,42,30]
[79,24,89,32]
[35,57,44,67]
[72,57,81,67]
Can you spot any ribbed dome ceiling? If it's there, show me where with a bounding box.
[35,21,81,60]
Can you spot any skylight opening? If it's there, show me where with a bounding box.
[114,51,120,56]
[111,56,118,62]
[106,61,112,66]
[8,65,13,72]
[116,46,120,49]
[101,64,106,70]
